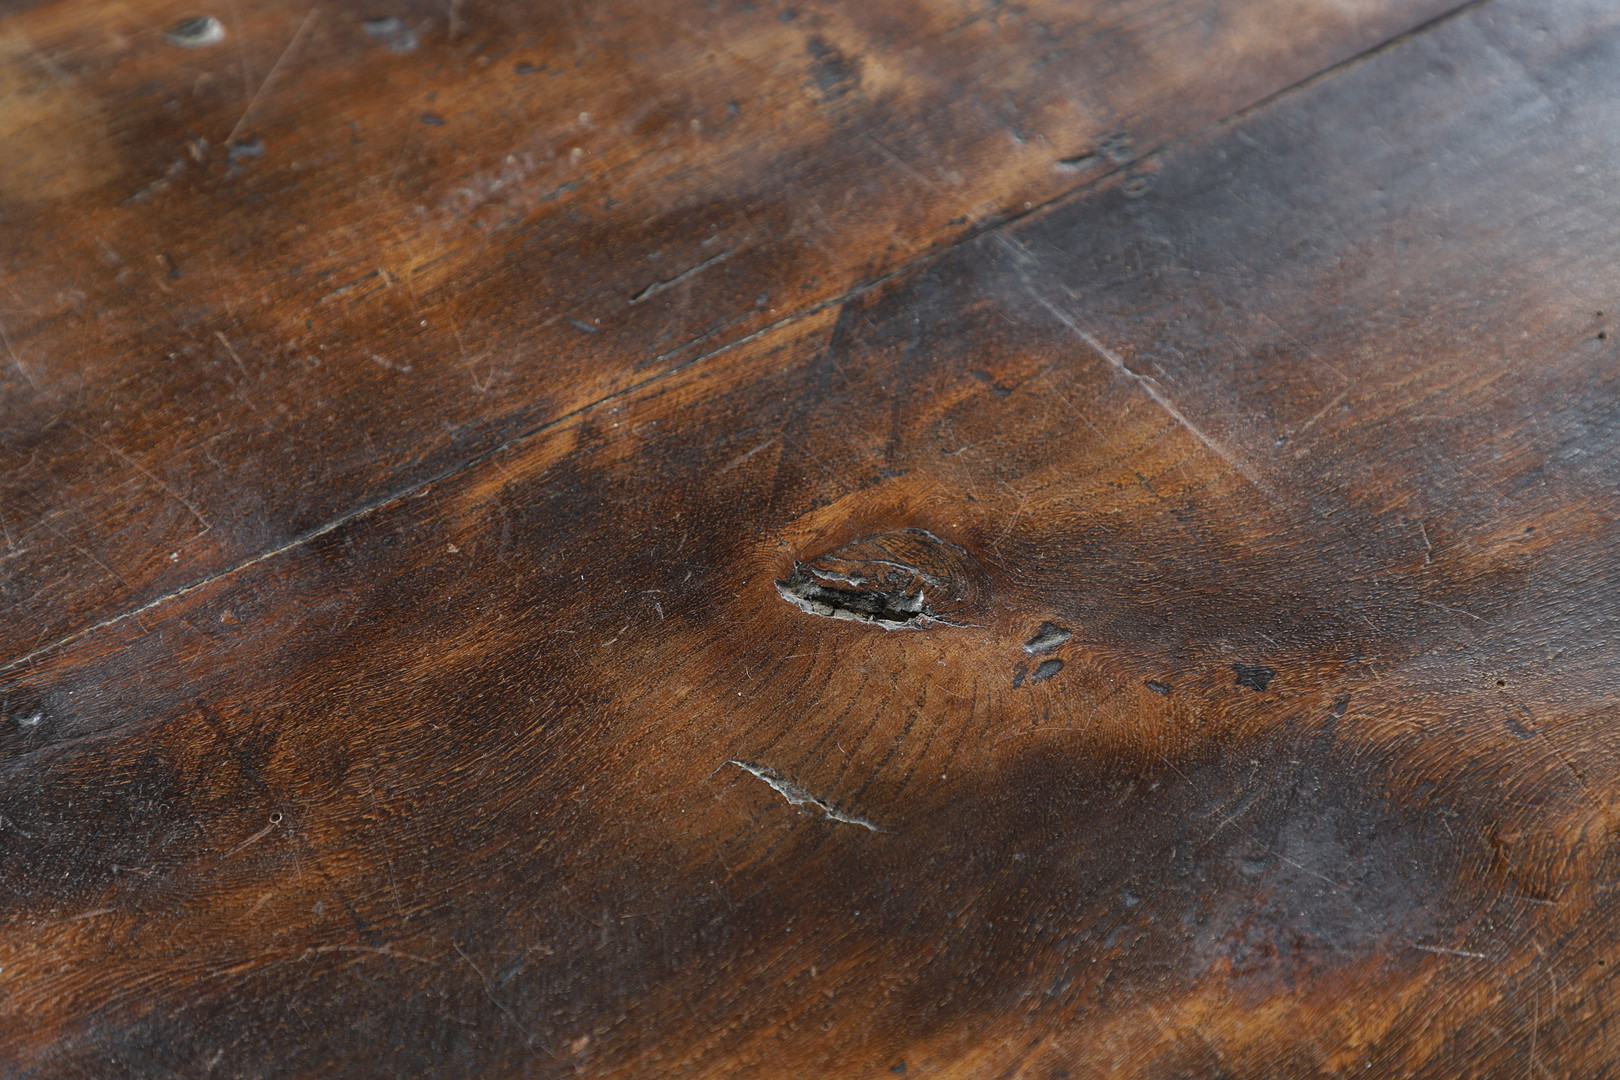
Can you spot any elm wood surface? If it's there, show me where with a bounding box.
[0,0,1462,662]
[7,0,1620,1077]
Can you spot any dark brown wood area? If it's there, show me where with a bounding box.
[4,0,1619,1076]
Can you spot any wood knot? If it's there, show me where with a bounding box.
[775,528,981,630]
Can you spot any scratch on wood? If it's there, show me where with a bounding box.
[1294,387,1349,436]
[995,235,1275,499]
[226,2,323,147]
[451,325,495,393]
[1412,943,1489,960]
[863,132,939,193]
[39,907,116,928]
[454,943,554,1057]
[629,250,734,305]
[718,437,779,474]
[1058,305,1272,497]
[27,509,133,590]
[225,817,281,858]
[316,268,392,305]
[301,943,431,964]
[728,759,886,831]
[0,314,38,392]
[1420,599,1481,621]
[67,422,213,535]
[214,331,265,415]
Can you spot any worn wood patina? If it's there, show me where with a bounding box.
[3,0,1619,1076]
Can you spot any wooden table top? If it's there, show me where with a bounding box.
[3,0,1618,1075]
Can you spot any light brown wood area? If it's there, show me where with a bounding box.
[4,0,1620,1076]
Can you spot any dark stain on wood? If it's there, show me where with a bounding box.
[1234,664,1277,692]
[1030,658,1065,683]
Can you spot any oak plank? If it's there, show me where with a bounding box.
[0,0,1461,659]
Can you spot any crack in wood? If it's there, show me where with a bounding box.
[728,760,886,832]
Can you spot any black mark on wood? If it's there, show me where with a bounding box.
[971,370,1011,398]
[1031,659,1064,682]
[806,36,861,100]
[1099,131,1134,164]
[1234,664,1275,692]
[226,138,265,166]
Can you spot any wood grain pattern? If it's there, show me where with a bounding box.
[0,0,1459,660]
[8,0,1620,1076]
